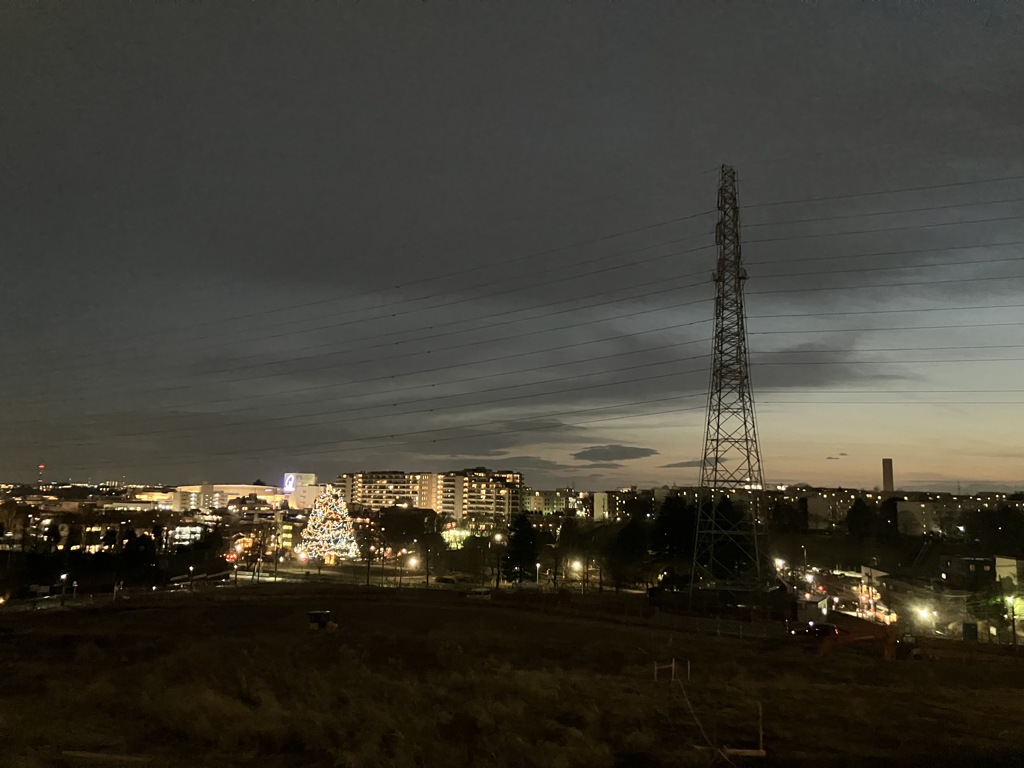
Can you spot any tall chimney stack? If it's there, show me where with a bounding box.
[882,458,894,493]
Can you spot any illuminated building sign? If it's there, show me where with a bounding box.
[283,473,317,493]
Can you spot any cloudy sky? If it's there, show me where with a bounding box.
[1,1,1022,492]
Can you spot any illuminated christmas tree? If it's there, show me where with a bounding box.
[300,486,360,565]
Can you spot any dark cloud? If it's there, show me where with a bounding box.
[572,445,659,462]
[0,3,1021,489]
[660,459,704,469]
[826,456,841,461]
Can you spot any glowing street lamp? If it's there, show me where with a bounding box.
[536,562,541,584]
[492,534,505,590]
[366,545,376,587]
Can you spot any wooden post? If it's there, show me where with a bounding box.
[758,702,764,752]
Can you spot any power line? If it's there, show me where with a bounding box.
[750,344,1024,354]
[10,177,1024,364]
[12,300,1024,415]
[746,238,1024,268]
[750,322,1024,335]
[749,303,1024,319]
[746,213,1024,245]
[11,314,718,410]
[747,272,1024,297]
[745,196,1024,229]
[754,255,1023,283]
[10,188,1024,374]
[13,245,1023,398]
[65,397,713,469]
[47,360,718,448]
[752,357,1024,366]
[8,206,719,359]
[744,174,1024,210]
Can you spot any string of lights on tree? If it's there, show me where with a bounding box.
[299,486,360,564]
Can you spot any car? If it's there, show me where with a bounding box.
[790,621,844,638]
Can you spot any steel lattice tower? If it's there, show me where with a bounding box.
[691,165,765,588]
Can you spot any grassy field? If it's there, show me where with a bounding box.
[2,585,1024,768]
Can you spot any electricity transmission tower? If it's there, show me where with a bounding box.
[691,165,766,589]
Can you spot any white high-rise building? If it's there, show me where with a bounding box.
[335,468,522,524]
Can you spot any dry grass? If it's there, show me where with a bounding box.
[2,585,1024,767]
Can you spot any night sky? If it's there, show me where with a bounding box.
[2,2,1022,492]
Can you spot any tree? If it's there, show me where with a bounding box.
[603,517,650,590]
[698,496,755,580]
[965,505,1024,556]
[300,487,360,564]
[503,514,538,583]
[151,524,165,552]
[622,493,655,521]
[552,516,582,587]
[846,498,875,540]
[876,498,900,544]
[651,495,696,558]
[44,523,62,553]
[770,500,806,534]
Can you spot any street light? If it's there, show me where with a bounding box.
[233,564,238,586]
[366,545,376,587]
[492,534,504,590]
[536,562,541,585]
[188,565,194,592]
[60,573,67,607]
[1007,595,1017,649]
[398,549,408,589]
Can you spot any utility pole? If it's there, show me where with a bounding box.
[691,165,766,591]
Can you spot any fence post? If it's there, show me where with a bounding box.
[759,701,764,752]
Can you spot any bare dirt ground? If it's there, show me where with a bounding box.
[2,583,1023,768]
